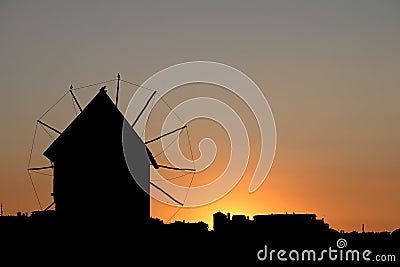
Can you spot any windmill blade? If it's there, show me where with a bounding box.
[157,164,195,172]
[145,125,187,144]
[37,120,62,135]
[43,201,55,211]
[27,165,54,171]
[69,86,83,112]
[150,182,183,206]
[146,147,159,169]
[131,90,157,127]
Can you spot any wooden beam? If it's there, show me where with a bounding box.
[145,125,187,144]
[150,182,183,206]
[43,201,55,211]
[27,165,54,171]
[146,147,159,169]
[131,90,157,128]
[37,120,62,135]
[69,85,82,112]
[157,164,195,172]
[115,73,121,107]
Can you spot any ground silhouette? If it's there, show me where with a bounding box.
[0,210,399,266]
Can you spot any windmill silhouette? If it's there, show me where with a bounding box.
[27,74,195,226]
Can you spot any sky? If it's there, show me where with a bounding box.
[0,0,399,232]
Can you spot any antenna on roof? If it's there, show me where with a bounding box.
[115,73,121,108]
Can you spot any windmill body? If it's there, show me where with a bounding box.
[43,88,151,226]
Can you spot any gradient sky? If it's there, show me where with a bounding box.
[0,0,399,232]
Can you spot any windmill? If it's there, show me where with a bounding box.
[27,74,196,225]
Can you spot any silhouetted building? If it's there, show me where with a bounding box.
[232,214,247,223]
[253,213,329,237]
[168,220,209,234]
[213,212,329,235]
[43,88,152,227]
[213,211,229,232]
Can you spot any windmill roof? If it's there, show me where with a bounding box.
[43,88,154,165]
